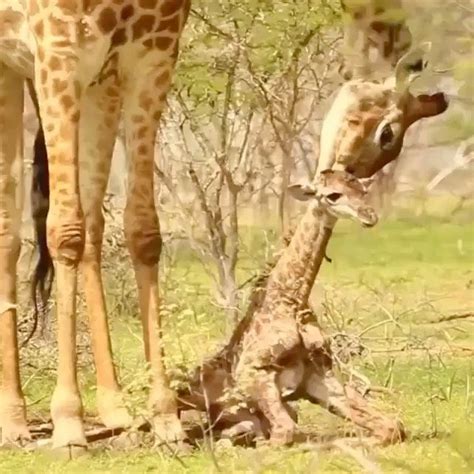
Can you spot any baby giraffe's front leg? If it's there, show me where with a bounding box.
[243,368,297,445]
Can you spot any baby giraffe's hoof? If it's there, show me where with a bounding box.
[376,419,407,445]
[108,430,147,451]
[270,426,297,446]
[221,420,259,446]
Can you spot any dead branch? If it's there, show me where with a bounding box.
[332,439,382,474]
[428,312,474,324]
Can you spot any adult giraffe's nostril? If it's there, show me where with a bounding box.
[358,207,378,227]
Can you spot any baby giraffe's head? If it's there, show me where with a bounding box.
[288,170,378,227]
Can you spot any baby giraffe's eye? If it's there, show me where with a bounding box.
[326,192,343,202]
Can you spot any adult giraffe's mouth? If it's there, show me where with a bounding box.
[415,92,449,115]
[358,208,378,228]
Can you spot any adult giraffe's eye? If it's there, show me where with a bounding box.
[326,192,342,202]
[379,124,394,150]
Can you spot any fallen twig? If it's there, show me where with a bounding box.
[331,438,382,473]
[428,312,474,324]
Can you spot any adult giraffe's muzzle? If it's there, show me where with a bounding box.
[357,207,378,228]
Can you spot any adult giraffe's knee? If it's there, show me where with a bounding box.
[123,209,162,266]
[46,211,85,266]
[82,210,105,263]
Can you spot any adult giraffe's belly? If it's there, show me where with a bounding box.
[0,7,112,87]
[0,6,35,78]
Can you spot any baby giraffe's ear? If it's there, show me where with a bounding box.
[288,182,318,201]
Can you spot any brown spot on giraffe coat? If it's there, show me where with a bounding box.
[161,0,185,17]
[111,28,127,46]
[157,16,181,33]
[155,36,174,50]
[49,56,62,71]
[121,5,135,20]
[97,7,117,34]
[60,94,74,111]
[53,77,68,95]
[139,0,158,8]
[33,20,44,37]
[132,15,156,39]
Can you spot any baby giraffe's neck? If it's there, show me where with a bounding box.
[264,204,336,313]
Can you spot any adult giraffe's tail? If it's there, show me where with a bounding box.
[24,81,54,346]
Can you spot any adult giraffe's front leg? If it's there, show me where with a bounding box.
[123,56,185,447]
[0,62,30,445]
[33,46,86,449]
[79,77,132,430]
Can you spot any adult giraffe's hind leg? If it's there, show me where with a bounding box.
[79,79,132,430]
[123,55,186,447]
[0,62,30,446]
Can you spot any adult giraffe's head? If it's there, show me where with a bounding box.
[340,0,413,80]
[317,42,448,178]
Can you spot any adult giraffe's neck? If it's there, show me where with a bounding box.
[266,205,336,310]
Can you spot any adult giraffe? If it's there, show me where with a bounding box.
[0,0,190,451]
[0,0,446,453]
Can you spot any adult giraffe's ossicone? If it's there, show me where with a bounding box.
[0,0,191,451]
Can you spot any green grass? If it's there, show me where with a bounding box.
[5,213,474,473]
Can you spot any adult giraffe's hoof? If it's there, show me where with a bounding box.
[0,395,31,448]
[0,422,31,448]
[97,387,133,429]
[52,417,87,453]
[152,413,192,454]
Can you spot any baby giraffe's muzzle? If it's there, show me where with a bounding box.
[357,207,378,227]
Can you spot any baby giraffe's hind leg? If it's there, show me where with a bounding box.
[79,77,132,429]
[304,364,405,444]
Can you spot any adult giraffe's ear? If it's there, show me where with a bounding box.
[359,176,376,190]
[288,182,317,201]
[393,42,432,92]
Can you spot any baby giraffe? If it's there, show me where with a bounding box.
[178,170,404,445]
